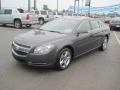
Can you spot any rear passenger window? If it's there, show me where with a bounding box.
[91,21,100,29]
[79,21,91,32]
[4,9,12,14]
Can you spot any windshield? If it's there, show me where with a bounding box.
[40,19,80,34]
[17,8,25,13]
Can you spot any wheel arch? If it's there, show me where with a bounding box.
[38,17,44,21]
[58,45,75,58]
[13,18,21,24]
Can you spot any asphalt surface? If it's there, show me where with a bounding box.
[0,25,120,90]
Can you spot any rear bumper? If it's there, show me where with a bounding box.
[22,20,39,25]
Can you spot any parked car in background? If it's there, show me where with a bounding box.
[53,12,63,18]
[12,17,110,70]
[29,10,39,15]
[109,17,120,30]
[73,13,78,16]
[0,8,39,29]
[38,10,54,25]
[103,17,112,24]
[64,13,80,17]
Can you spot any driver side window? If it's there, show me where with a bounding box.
[78,21,91,32]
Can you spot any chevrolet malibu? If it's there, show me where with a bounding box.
[12,17,110,70]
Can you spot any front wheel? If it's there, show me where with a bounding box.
[56,48,72,70]
[99,37,108,51]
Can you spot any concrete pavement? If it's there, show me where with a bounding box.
[0,25,120,90]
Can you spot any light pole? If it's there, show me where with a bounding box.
[74,0,80,14]
[74,0,76,13]
[78,0,79,14]
[81,0,84,15]
[34,0,36,10]
[57,0,58,13]
[88,0,91,17]
[0,0,1,10]
[28,0,31,11]
[85,0,91,17]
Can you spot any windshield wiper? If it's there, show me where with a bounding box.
[48,30,63,34]
[39,29,63,34]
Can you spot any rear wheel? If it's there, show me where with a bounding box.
[99,37,108,51]
[39,18,44,25]
[56,48,72,70]
[26,24,32,28]
[14,20,22,29]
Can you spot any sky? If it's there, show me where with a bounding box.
[1,0,120,10]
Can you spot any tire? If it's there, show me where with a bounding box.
[26,24,32,28]
[39,18,44,25]
[110,26,113,30]
[2,24,6,26]
[14,20,22,29]
[99,37,108,51]
[55,48,72,70]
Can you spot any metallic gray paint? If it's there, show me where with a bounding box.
[12,17,110,67]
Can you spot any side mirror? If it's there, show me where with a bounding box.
[76,30,88,36]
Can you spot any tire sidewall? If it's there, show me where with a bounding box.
[14,20,22,29]
[100,37,108,51]
[56,48,72,70]
[39,18,44,25]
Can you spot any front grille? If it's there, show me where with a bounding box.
[12,42,31,56]
[13,49,28,56]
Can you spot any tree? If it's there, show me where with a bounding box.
[43,4,49,10]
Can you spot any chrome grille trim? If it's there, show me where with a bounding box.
[12,41,31,55]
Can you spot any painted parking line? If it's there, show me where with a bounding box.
[113,31,120,45]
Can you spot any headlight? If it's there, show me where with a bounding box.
[34,44,54,55]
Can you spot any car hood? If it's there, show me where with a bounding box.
[14,30,66,47]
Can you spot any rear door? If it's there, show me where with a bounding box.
[89,20,104,48]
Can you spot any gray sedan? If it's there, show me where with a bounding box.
[12,17,110,70]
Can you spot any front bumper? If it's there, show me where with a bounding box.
[12,47,57,67]
[44,18,54,22]
[110,24,120,28]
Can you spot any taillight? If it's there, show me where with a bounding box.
[46,15,49,18]
[26,14,30,20]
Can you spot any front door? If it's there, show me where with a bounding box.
[74,20,97,56]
